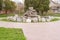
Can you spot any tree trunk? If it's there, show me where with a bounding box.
[39,11,43,16]
[5,10,8,16]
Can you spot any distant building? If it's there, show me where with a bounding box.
[49,0,60,13]
[15,2,24,13]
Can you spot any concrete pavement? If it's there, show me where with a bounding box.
[0,21,60,40]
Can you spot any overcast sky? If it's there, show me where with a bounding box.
[12,0,24,3]
[52,0,60,3]
[12,0,60,4]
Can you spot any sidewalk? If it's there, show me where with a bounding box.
[0,21,60,40]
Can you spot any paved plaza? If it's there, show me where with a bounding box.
[0,21,60,40]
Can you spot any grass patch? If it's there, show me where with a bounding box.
[47,13,60,17]
[1,19,23,23]
[0,13,14,18]
[1,19,17,22]
[0,27,26,40]
[50,18,60,22]
[7,13,15,16]
[0,14,7,17]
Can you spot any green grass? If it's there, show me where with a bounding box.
[50,18,60,22]
[0,13,15,17]
[0,14,7,17]
[7,13,15,16]
[47,13,60,17]
[1,19,17,22]
[0,27,26,40]
[1,19,23,23]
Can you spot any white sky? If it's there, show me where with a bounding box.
[12,0,60,4]
[52,0,60,3]
[12,0,24,3]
